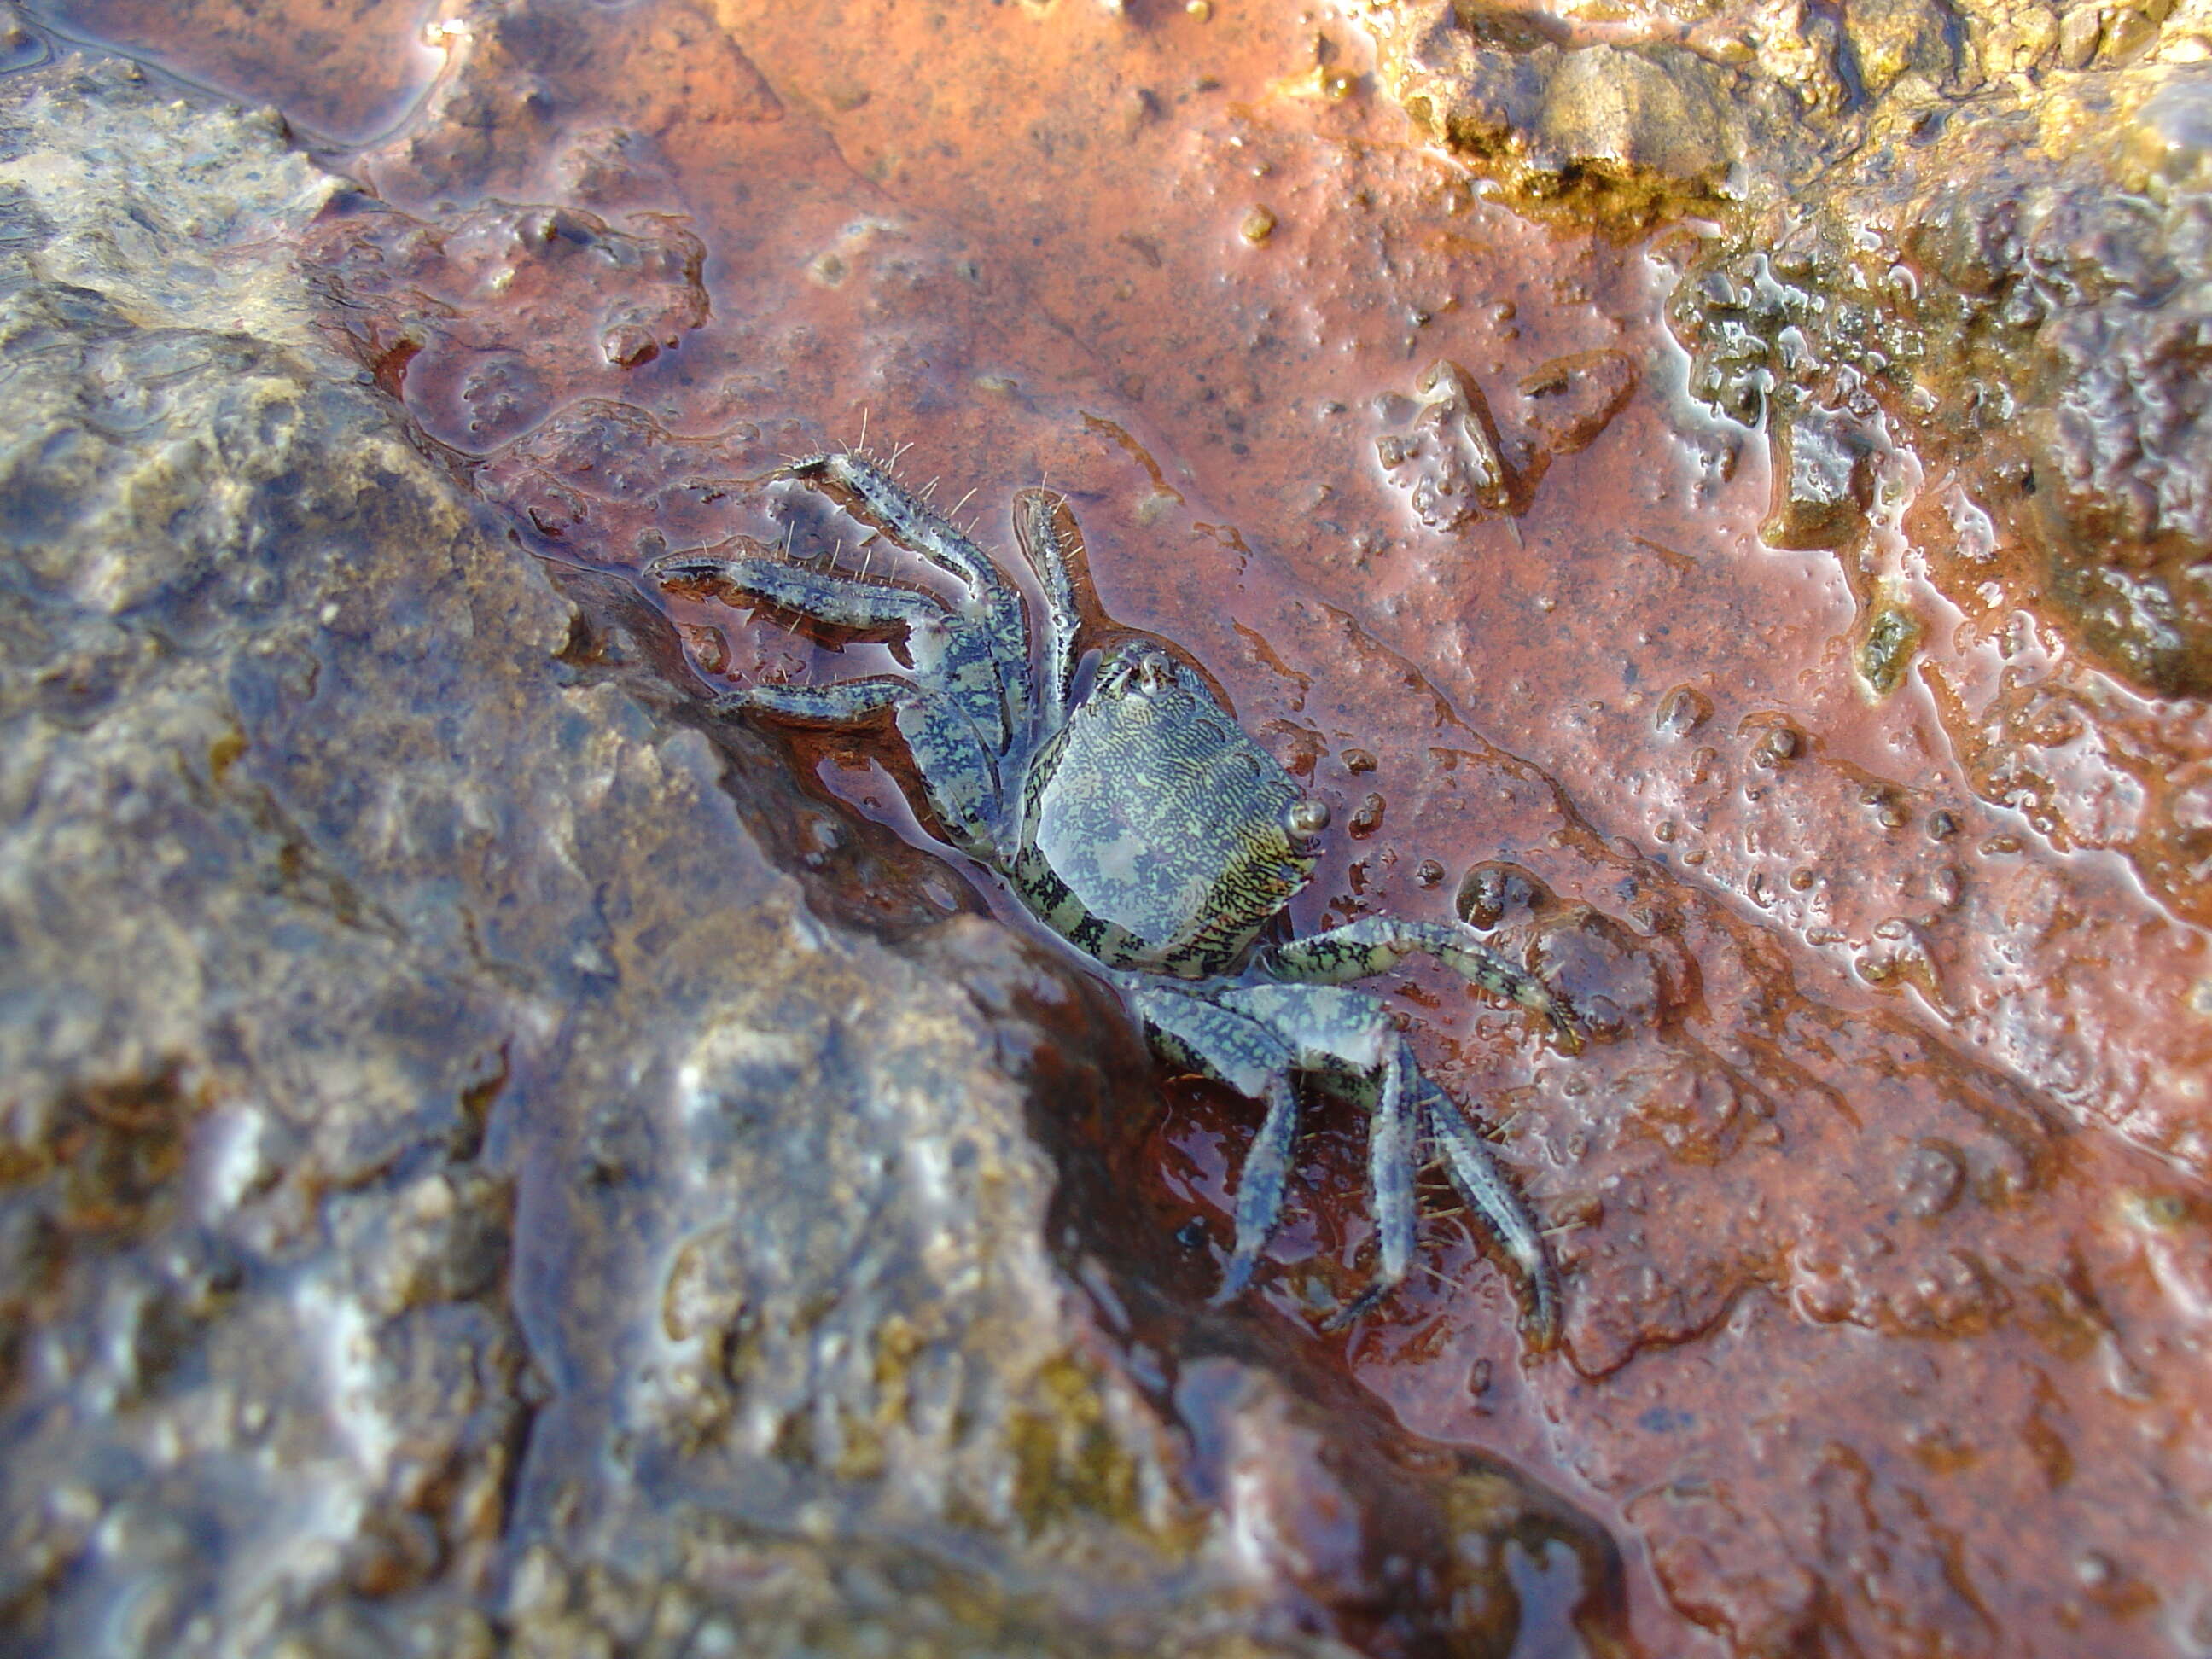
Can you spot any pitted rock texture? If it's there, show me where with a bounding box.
[1672,64,2212,693]
[21,2,2212,1655]
[282,4,2212,1650]
[0,44,1620,1659]
[1362,0,2212,928]
[1662,61,2212,935]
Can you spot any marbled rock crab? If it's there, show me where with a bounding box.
[650,454,1579,1343]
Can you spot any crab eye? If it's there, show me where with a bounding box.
[1137,655,1173,692]
[1285,800,1330,839]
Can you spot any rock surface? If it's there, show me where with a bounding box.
[0,38,1620,1659]
[1665,61,2212,930]
[12,1,2212,1656]
[1368,0,2212,925]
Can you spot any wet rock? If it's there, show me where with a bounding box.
[1376,358,1516,527]
[0,38,1621,1659]
[369,0,784,207]
[1662,62,2212,699]
[1376,354,1636,527]
[1365,0,2212,821]
[306,197,710,453]
[1365,0,1975,230]
[1370,3,1796,227]
[1859,598,1922,696]
[1618,38,2212,919]
[44,2,2212,1654]
[1844,0,1959,96]
[1763,401,1881,551]
[1939,67,2212,698]
[0,55,537,1654]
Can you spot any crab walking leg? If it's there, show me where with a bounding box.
[1130,987,1301,1302]
[1321,1047,1417,1332]
[779,453,1032,740]
[718,678,1003,860]
[649,549,1016,758]
[1416,1067,1561,1348]
[1216,1076,1300,1304]
[1010,487,1086,728]
[1259,917,1581,1048]
[1216,982,1423,1318]
[650,550,944,634]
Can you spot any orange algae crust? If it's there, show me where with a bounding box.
[65,0,2212,1654]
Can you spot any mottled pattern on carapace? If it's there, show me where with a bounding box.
[1014,654,1312,977]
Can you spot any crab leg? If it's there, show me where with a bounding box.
[1217,1076,1301,1304]
[1258,917,1580,1049]
[1417,1065,1561,1348]
[651,546,943,632]
[1320,1046,1417,1332]
[1130,987,1301,1302]
[649,547,1015,759]
[1010,487,1087,730]
[778,453,1032,744]
[1135,977,1561,1340]
[717,677,1003,860]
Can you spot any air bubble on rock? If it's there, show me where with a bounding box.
[1655,685,1711,736]
[2117,1190,2190,1231]
[1749,721,1802,768]
[797,812,843,869]
[602,322,660,368]
[1895,1138,1966,1218]
[1377,359,1518,527]
[1457,862,1551,929]
[685,625,731,677]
